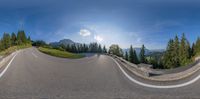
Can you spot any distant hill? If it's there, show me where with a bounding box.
[150,49,165,53]
[123,48,149,55]
[123,48,165,56]
[49,39,77,47]
[50,39,165,56]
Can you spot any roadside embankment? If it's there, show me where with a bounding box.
[0,44,31,70]
[109,54,200,82]
[0,51,18,71]
[38,47,85,59]
[0,44,31,56]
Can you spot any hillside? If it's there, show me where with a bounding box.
[123,48,165,56]
[49,39,77,47]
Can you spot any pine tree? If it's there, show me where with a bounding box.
[94,43,98,52]
[77,45,80,53]
[17,30,27,45]
[71,44,77,53]
[194,37,200,55]
[187,41,192,59]
[163,39,174,69]
[81,44,84,53]
[98,44,102,53]
[162,34,192,68]
[84,44,89,52]
[66,44,71,52]
[17,31,22,45]
[27,36,31,44]
[21,30,27,43]
[191,43,195,56]
[103,45,107,53]
[32,40,46,47]
[179,33,190,66]
[125,51,128,61]
[83,44,86,52]
[2,33,11,49]
[129,45,134,63]
[129,45,139,64]
[140,44,146,63]
[89,43,99,53]
[11,32,17,46]
[133,49,139,64]
[173,35,180,67]
[0,39,3,51]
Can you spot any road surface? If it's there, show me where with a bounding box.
[0,47,200,99]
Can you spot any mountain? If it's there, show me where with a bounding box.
[150,49,165,53]
[49,39,76,47]
[123,48,149,55]
[123,48,165,56]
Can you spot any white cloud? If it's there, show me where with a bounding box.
[79,29,91,37]
[128,32,142,43]
[94,35,103,42]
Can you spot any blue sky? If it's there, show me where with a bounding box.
[0,0,200,49]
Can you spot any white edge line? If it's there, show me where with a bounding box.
[110,56,200,89]
[0,52,18,78]
[32,52,38,58]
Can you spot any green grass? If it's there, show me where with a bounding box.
[0,44,32,56]
[38,47,85,59]
[192,52,200,61]
[195,52,200,57]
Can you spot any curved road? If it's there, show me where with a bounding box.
[0,47,200,99]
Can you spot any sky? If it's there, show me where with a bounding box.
[0,0,200,49]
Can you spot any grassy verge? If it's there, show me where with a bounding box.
[0,44,32,56]
[38,47,85,59]
[192,52,200,61]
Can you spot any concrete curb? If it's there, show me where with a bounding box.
[109,54,200,82]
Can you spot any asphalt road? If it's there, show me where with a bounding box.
[0,47,200,99]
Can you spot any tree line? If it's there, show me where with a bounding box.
[59,43,107,53]
[108,44,146,64]
[33,33,200,69]
[33,41,107,54]
[108,33,200,69]
[125,45,146,64]
[162,33,198,69]
[0,30,31,51]
[3,30,198,69]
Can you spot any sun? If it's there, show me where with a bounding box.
[94,35,103,42]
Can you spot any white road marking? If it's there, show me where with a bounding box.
[0,52,18,78]
[32,52,38,58]
[110,57,200,89]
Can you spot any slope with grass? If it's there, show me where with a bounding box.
[38,47,84,59]
[0,44,32,56]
